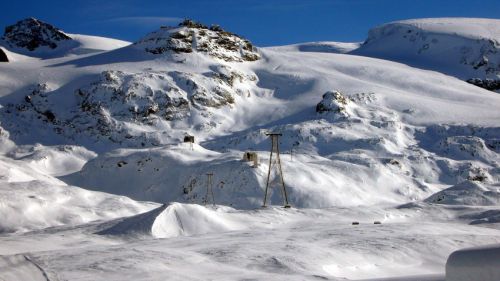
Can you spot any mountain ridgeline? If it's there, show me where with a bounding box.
[0,17,499,210]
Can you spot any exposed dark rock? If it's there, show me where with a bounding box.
[179,19,207,29]
[2,17,72,51]
[316,91,349,118]
[0,48,8,62]
[466,78,500,92]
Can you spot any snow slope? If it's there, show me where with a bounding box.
[268,41,361,54]
[1,203,500,281]
[353,18,500,81]
[67,34,130,54]
[0,144,157,233]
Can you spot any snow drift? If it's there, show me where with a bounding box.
[98,203,245,238]
[446,244,500,281]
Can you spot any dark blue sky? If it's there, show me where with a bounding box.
[3,0,500,46]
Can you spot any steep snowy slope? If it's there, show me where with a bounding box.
[352,18,500,90]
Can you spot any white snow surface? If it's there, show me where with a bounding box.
[1,203,500,280]
[385,18,500,40]
[353,18,500,80]
[446,243,500,281]
[0,17,499,280]
[69,34,130,51]
[0,177,157,233]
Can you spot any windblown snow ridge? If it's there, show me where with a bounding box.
[97,203,244,238]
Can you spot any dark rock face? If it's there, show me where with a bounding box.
[467,78,500,92]
[2,18,72,51]
[0,48,8,62]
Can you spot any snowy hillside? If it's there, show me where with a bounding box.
[352,18,500,91]
[0,17,499,281]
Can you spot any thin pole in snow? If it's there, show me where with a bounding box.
[204,172,215,207]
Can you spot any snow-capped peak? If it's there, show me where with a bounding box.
[1,17,72,51]
[134,19,260,62]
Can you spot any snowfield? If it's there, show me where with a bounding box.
[0,17,499,280]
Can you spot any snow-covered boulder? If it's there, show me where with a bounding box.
[446,244,500,281]
[134,19,260,62]
[0,126,15,154]
[315,90,350,118]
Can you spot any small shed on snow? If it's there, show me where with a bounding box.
[0,48,9,62]
[243,151,258,167]
[243,151,258,161]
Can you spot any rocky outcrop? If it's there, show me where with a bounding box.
[135,19,260,62]
[0,47,8,62]
[1,17,72,51]
[467,78,500,92]
[1,66,256,147]
[316,90,349,118]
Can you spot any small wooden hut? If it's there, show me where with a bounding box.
[243,151,258,168]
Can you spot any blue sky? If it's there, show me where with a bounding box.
[3,0,500,46]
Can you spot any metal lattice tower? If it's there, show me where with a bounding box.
[263,133,291,208]
[204,172,215,206]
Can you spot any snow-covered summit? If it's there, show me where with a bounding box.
[1,18,73,52]
[134,19,260,62]
[353,18,500,82]
[0,18,130,58]
[378,18,500,41]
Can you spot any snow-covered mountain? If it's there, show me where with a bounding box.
[352,18,500,91]
[0,17,498,207]
[0,17,130,58]
[0,17,499,281]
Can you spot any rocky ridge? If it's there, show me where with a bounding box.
[1,17,72,51]
[135,19,260,62]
